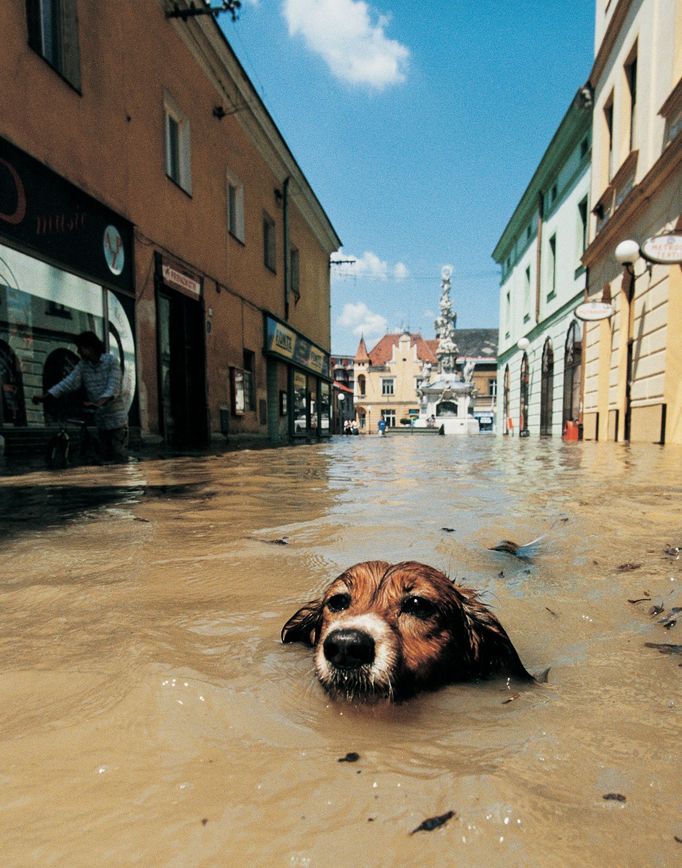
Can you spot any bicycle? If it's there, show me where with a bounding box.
[45,409,97,469]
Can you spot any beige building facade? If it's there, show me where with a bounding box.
[581,0,682,444]
[0,0,339,453]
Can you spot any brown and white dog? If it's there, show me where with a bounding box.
[281,560,532,702]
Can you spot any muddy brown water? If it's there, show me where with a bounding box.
[1,437,681,866]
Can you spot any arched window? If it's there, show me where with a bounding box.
[503,365,510,434]
[540,338,554,436]
[0,341,27,426]
[519,353,529,436]
[42,348,82,422]
[563,321,582,428]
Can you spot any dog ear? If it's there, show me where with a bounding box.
[281,600,322,646]
[453,588,533,681]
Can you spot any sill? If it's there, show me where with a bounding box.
[523,313,531,323]
[574,264,586,279]
[610,149,639,191]
[264,264,277,275]
[504,331,510,340]
[546,290,556,302]
[228,230,245,247]
[29,46,82,95]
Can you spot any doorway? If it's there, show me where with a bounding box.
[157,291,207,446]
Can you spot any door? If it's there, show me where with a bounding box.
[158,291,207,446]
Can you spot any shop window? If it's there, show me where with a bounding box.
[290,245,300,303]
[519,353,529,435]
[164,93,192,194]
[293,370,307,433]
[382,409,396,427]
[562,321,582,429]
[320,382,330,431]
[540,339,554,436]
[26,0,81,90]
[0,341,27,426]
[226,170,245,242]
[503,365,510,434]
[263,213,276,272]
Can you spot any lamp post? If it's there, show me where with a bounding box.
[614,240,641,441]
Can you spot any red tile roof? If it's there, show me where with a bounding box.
[365,333,438,365]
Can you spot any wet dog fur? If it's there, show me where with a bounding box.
[281,560,532,703]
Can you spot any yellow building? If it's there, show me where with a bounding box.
[353,332,436,432]
[581,0,682,444]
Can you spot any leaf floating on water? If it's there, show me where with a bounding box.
[337,752,360,763]
[627,596,650,604]
[617,562,642,572]
[410,810,456,835]
[545,607,559,617]
[603,793,627,802]
[645,642,682,655]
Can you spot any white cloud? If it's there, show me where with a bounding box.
[282,0,409,90]
[393,261,409,280]
[337,302,387,339]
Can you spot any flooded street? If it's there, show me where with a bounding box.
[1,436,681,866]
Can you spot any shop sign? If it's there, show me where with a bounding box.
[265,316,329,377]
[0,134,132,289]
[641,232,682,265]
[161,261,202,298]
[575,301,614,322]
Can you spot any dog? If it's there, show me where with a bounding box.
[281,560,533,703]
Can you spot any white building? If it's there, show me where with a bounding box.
[493,94,592,437]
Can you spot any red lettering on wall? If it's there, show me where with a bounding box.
[0,158,27,225]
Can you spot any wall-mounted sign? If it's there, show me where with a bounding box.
[161,261,202,298]
[264,315,330,378]
[0,134,133,289]
[575,301,614,322]
[641,232,682,264]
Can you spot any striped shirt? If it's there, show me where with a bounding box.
[48,352,128,430]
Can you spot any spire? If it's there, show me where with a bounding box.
[355,334,370,363]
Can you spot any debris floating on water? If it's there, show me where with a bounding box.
[337,752,360,763]
[659,608,681,629]
[617,562,642,572]
[441,527,455,533]
[410,810,456,835]
[603,793,627,802]
[645,642,682,655]
[489,535,545,559]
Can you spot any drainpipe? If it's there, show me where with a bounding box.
[535,191,544,323]
[282,176,290,320]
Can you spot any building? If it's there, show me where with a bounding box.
[493,92,592,438]
[0,0,340,454]
[352,328,498,433]
[581,0,682,444]
[330,354,355,433]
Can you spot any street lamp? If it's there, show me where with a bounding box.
[614,239,641,269]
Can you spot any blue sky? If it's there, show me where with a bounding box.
[224,0,596,355]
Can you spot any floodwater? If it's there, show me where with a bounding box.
[1,436,681,867]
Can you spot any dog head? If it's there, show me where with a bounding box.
[281,560,532,702]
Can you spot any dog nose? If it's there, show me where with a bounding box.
[323,629,375,669]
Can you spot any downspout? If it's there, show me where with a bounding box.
[283,176,290,320]
[535,191,544,323]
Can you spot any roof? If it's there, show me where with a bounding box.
[366,333,438,365]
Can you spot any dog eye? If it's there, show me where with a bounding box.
[401,596,437,619]
[326,593,351,612]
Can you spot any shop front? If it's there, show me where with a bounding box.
[0,135,136,452]
[263,315,331,441]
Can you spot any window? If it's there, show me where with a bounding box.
[577,197,589,256]
[548,234,557,298]
[524,266,531,321]
[357,374,366,397]
[164,94,192,194]
[382,410,396,427]
[263,213,276,272]
[289,245,300,303]
[381,378,395,396]
[26,0,81,89]
[604,93,615,179]
[580,136,590,160]
[226,171,244,242]
[625,50,638,152]
[243,350,256,411]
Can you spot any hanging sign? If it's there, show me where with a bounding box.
[640,232,682,264]
[575,301,614,322]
